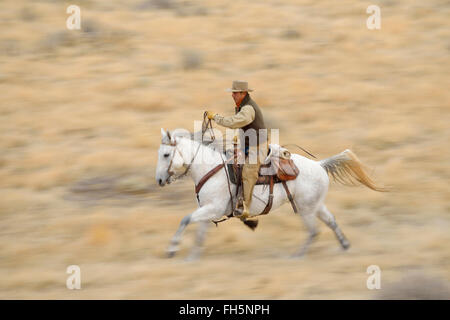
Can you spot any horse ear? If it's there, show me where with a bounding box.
[264,144,273,164]
[161,128,171,145]
[161,128,172,140]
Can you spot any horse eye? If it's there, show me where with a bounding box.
[164,153,170,158]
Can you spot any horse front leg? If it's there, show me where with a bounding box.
[167,204,217,258]
[167,214,191,258]
[185,221,210,261]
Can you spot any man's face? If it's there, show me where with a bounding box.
[232,91,246,105]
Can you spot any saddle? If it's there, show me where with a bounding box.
[227,157,299,185]
[226,145,299,216]
[194,144,300,220]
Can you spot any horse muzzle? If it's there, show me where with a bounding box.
[157,173,173,187]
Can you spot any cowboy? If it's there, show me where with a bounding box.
[207,80,268,220]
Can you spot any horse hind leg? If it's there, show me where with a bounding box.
[292,208,319,258]
[318,205,350,250]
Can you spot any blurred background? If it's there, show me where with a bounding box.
[0,0,449,299]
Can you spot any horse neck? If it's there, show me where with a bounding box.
[178,138,224,185]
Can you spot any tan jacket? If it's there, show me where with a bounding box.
[213,105,255,129]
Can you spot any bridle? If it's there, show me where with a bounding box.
[163,112,215,182]
[165,141,181,180]
[161,113,235,219]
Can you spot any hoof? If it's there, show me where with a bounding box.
[184,254,199,262]
[341,240,351,250]
[167,250,176,258]
[289,252,306,259]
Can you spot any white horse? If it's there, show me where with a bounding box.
[156,128,384,260]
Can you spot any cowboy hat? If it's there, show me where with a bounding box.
[226,80,254,92]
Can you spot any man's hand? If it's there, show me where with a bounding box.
[206,111,217,120]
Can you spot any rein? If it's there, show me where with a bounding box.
[165,113,212,181]
[164,113,235,219]
[198,113,235,216]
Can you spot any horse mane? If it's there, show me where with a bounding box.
[170,128,229,155]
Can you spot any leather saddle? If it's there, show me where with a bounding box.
[227,157,299,185]
[196,145,300,222]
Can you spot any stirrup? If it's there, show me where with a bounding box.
[233,197,244,217]
[238,213,250,221]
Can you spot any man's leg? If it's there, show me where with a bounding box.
[241,163,260,219]
[241,141,267,219]
[234,142,267,219]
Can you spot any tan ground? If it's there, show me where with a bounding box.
[0,0,449,299]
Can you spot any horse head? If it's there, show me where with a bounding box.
[156,128,192,186]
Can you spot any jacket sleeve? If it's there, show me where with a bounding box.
[213,105,255,129]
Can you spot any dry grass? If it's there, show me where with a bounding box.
[376,272,450,300]
[0,0,449,299]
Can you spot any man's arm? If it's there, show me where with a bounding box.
[214,105,255,129]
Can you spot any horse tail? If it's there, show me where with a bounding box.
[319,149,387,192]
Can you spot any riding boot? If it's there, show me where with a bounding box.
[240,201,250,220]
[233,200,250,220]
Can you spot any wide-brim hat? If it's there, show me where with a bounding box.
[226,80,254,92]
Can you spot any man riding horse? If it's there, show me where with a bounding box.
[157,81,384,259]
[207,80,268,221]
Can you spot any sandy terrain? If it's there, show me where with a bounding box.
[0,0,449,299]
